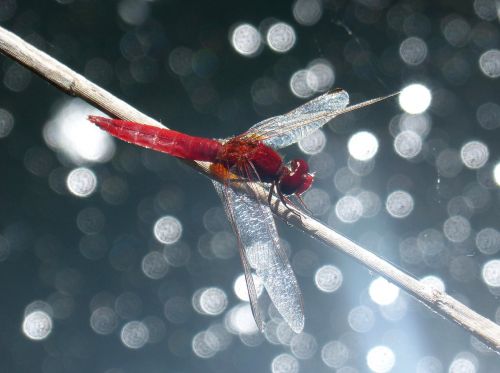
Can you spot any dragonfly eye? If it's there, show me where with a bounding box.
[295,172,314,195]
[278,159,313,195]
[290,159,309,174]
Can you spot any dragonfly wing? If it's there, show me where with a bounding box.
[213,180,304,333]
[243,89,349,149]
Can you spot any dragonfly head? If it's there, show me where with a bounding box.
[278,159,314,196]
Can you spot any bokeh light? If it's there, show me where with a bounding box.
[385,190,414,218]
[120,321,149,349]
[90,307,119,335]
[0,108,14,138]
[66,167,97,197]
[22,310,53,341]
[366,345,396,373]
[482,259,500,287]
[399,37,428,65]
[348,131,379,161]
[290,332,317,359]
[233,273,264,301]
[292,0,323,26]
[153,216,182,244]
[479,49,500,78]
[230,23,262,57]
[369,277,400,305]
[321,340,349,369]
[460,141,489,169]
[314,264,343,293]
[43,99,115,164]
[399,84,432,114]
[348,305,375,333]
[266,22,296,53]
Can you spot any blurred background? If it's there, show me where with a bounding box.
[1,0,500,372]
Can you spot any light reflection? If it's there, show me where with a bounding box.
[335,196,363,223]
[192,330,219,358]
[369,277,400,305]
[293,0,323,26]
[314,265,343,293]
[233,273,264,301]
[142,316,166,344]
[366,345,396,373]
[442,15,470,47]
[394,130,422,159]
[225,303,259,335]
[290,69,315,98]
[199,287,228,316]
[443,215,471,243]
[348,131,379,161]
[168,47,194,76]
[385,190,414,218]
[420,275,446,292]
[321,340,349,369]
[118,0,150,25]
[90,306,119,335]
[399,36,428,65]
[230,23,261,57]
[348,305,375,333]
[473,0,498,21]
[153,216,182,244]
[460,141,489,169]
[0,108,14,138]
[448,356,476,373]
[271,353,300,373]
[66,167,97,197]
[307,59,335,93]
[3,62,31,92]
[266,22,296,53]
[22,310,53,341]
[298,129,326,155]
[290,332,317,359]
[141,251,169,279]
[416,355,443,373]
[120,321,149,349]
[482,259,500,287]
[163,296,191,324]
[478,49,500,78]
[475,228,500,255]
[476,102,500,130]
[399,84,432,114]
[43,99,115,164]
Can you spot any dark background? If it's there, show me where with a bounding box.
[1,0,500,372]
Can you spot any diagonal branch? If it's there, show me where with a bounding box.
[1,25,499,352]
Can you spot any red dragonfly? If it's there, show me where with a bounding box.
[89,89,395,333]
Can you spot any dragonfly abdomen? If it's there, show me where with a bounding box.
[88,116,222,162]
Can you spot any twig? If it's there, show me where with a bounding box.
[1,25,499,351]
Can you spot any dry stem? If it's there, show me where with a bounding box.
[1,25,499,351]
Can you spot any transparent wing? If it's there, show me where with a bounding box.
[212,180,304,333]
[242,89,349,149]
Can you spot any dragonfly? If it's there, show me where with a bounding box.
[88,89,396,333]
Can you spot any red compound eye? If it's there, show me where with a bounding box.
[278,159,313,195]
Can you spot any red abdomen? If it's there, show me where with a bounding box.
[88,116,222,162]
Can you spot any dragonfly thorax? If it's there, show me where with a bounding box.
[218,138,283,183]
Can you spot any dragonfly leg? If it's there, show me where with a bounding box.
[276,188,302,220]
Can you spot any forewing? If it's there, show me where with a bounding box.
[213,180,304,333]
[242,89,349,149]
